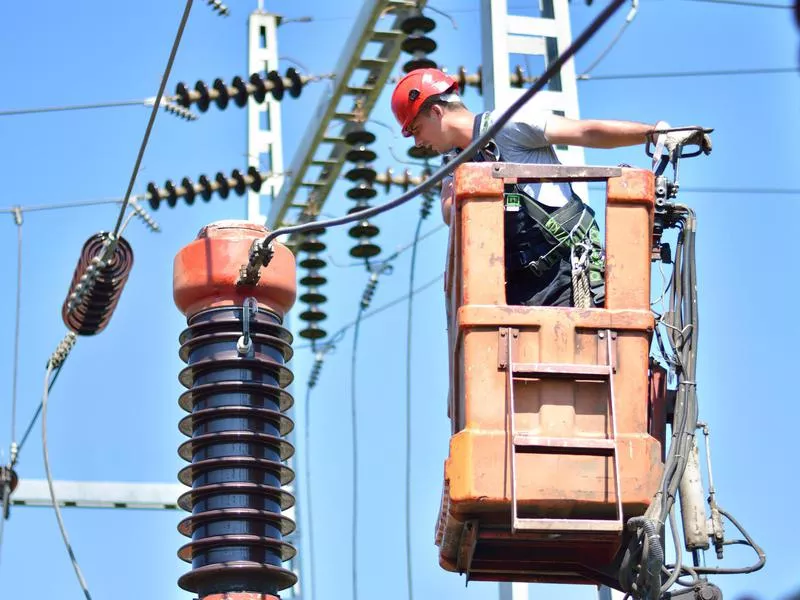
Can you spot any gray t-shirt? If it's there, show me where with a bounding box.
[444,103,573,208]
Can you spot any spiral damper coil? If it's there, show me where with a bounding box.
[61,233,134,336]
[176,304,297,597]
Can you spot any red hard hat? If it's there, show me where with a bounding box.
[391,68,459,137]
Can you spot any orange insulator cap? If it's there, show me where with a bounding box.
[201,594,278,600]
[173,220,296,319]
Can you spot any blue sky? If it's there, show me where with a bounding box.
[0,2,798,600]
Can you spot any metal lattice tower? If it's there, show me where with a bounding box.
[267,0,429,232]
[247,9,285,224]
[481,0,589,202]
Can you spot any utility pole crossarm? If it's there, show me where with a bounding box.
[11,479,187,510]
[268,0,428,232]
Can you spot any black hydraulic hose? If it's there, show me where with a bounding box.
[627,517,664,599]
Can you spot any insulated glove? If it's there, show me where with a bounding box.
[652,121,713,159]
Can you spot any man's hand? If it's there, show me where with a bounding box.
[652,121,713,158]
[441,177,454,224]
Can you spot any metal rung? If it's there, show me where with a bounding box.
[512,362,611,379]
[322,136,346,144]
[370,30,404,42]
[334,112,358,121]
[514,517,623,533]
[505,327,625,536]
[514,435,616,455]
[358,58,389,69]
[300,181,326,188]
[346,85,375,95]
[311,159,338,166]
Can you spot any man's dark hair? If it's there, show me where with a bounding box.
[419,89,466,116]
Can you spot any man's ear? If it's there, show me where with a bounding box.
[430,104,445,120]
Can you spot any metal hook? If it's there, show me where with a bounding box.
[237,297,259,355]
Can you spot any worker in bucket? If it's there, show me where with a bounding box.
[390,68,711,308]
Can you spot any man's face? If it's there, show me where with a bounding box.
[407,106,449,154]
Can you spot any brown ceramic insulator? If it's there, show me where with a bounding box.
[173,222,298,598]
[349,239,381,259]
[400,13,436,34]
[61,233,134,336]
[345,146,377,164]
[299,288,326,305]
[344,129,376,146]
[346,183,378,201]
[299,323,327,340]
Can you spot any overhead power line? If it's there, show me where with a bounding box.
[113,0,193,237]
[679,0,792,8]
[578,66,798,80]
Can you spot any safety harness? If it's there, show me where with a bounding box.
[467,111,606,308]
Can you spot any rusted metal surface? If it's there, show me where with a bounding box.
[437,165,665,587]
[489,163,622,182]
[202,593,280,600]
[605,169,656,310]
[514,435,616,454]
[173,220,296,319]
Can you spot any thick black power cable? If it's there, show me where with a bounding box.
[239,0,628,284]
[113,0,194,237]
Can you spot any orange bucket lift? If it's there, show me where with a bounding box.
[436,162,668,589]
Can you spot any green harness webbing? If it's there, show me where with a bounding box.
[473,111,606,307]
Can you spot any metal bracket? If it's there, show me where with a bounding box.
[497,327,519,369]
[490,163,622,183]
[456,519,479,582]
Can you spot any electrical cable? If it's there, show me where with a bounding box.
[238,0,628,284]
[348,264,391,600]
[0,478,9,568]
[294,273,444,352]
[671,506,766,575]
[303,382,317,600]
[41,357,91,600]
[578,66,798,80]
[579,0,639,78]
[0,198,132,214]
[0,99,153,117]
[403,191,434,600]
[586,184,800,195]
[329,223,447,268]
[112,0,194,237]
[350,303,364,600]
[15,364,65,460]
[10,210,22,447]
[680,0,792,8]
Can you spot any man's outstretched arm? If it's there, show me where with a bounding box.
[544,115,657,149]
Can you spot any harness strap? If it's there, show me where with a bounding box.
[468,111,607,307]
